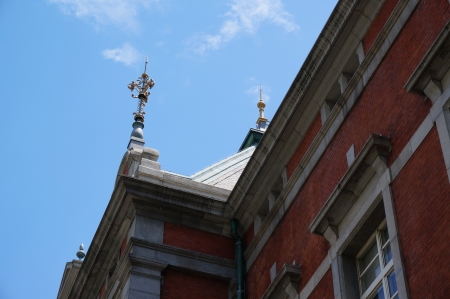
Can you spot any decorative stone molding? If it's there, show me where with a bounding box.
[405,20,450,181]
[309,135,392,242]
[131,238,237,281]
[260,264,302,299]
[405,21,450,102]
[129,255,168,278]
[57,260,83,299]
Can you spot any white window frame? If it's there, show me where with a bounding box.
[356,220,398,299]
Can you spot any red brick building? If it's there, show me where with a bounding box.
[58,0,450,298]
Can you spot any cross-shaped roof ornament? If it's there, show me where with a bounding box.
[127,57,155,122]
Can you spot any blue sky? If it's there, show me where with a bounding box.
[0,0,337,297]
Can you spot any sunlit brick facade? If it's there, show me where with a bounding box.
[58,0,450,298]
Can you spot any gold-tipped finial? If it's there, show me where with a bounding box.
[256,84,268,131]
[257,84,266,112]
[127,57,155,122]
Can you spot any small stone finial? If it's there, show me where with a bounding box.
[76,244,86,260]
[256,84,268,131]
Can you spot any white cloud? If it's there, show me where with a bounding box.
[102,44,139,66]
[246,84,270,102]
[191,0,299,54]
[49,0,157,30]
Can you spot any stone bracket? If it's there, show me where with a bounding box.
[261,264,302,299]
[404,21,450,98]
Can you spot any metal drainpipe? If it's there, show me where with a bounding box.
[230,219,245,299]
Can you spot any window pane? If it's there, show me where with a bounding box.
[370,285,385,299]
[361,257,381,293]
[381,227,390,246]
[387,271,398,298]
[360,242,379,271]
[383,243,392,265]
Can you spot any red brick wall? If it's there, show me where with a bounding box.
[308,269,334,299]
[286,113,322,179]
[247,1,450,298]
[245,157,333,299]
[160,269,229,299]
[363,0,400,53]
[163,222,235,260]
[392,127,450,298]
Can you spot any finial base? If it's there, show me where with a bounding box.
[131,121,145,138]
[134,114,145,122]
[128,136,145,150]
[256,117,268,131]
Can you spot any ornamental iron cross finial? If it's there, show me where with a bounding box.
[127,57,155,122]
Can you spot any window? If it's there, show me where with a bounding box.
[357,221,398,299]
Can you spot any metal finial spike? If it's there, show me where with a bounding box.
[260,84,262,101]
[76,243,86,260]
[144,56,148,74]
[257,84,266,115]
[256,84,267,131]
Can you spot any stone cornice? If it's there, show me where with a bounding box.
[57,260,83,299]
[131,238,236,269]
[138,166,230,203]
[131,238,236,281]
[122,175,230,219]
[68,175,235,299]
[68,178,131,299]
[228,0,380,226]
[103,241,133,299]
